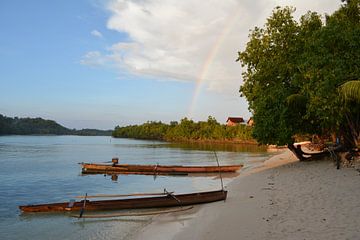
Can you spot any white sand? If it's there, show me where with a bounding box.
[133,150,360,240]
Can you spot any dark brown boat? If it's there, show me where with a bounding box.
[81,162,243,175]
[19,190,227,213]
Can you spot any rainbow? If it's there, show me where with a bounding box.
[187,12,240,117]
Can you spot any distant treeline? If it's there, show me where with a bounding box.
[0,114,112,136]
[112,116,255,143]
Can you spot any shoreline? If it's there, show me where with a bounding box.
[132,150,360,240]
[111,137,259,145]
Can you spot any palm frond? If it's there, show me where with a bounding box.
[339,80,360,102]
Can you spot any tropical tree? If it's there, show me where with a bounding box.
[237,1,360,160]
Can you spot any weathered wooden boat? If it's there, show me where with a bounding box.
[19,190,227,213]
[81,170,189,176]
[81,162,243,175]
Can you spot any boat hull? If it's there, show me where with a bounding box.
[19,190,227,213]
[81,163,242,175]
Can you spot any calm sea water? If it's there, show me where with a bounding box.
[0,136,270,240]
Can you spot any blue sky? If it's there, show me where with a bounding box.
[0,0,340,129]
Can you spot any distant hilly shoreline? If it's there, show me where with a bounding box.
[0,114,112,136]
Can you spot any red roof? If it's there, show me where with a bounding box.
[226,117,244,123]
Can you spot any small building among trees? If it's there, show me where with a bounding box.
[226,117,244,126]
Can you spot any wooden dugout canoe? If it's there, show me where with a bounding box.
[81,163,243,175]
[19,190,227,213]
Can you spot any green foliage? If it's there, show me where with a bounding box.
[0,114,111,136]
[237,1,360,147]
[286,94,307,110]
[112,121,170,140]
[112,116,254,142]
[339,80,360,102]
[338,80,360,147]
[73,129,112,136]
[0,114,70,135]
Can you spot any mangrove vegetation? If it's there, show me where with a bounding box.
[112,116,254,143]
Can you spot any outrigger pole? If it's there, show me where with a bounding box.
[214,151,224,191]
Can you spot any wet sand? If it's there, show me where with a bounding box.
[133,150,360,240]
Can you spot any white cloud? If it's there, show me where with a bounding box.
[91,29,103,38]
[87,0,341,92]
[80,51,107,66]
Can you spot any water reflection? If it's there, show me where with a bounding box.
[80,172,188,183]
[83,172,241,183]
[111,174,118,181]
[132,142,267,153]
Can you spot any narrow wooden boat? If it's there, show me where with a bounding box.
[81,162,243,175]
[19,190,227,213]
[81,170,189,176]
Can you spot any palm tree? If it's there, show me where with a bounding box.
[339,80,360,149]
[339,80,360,102]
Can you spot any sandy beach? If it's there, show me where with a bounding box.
[133,150,360,240]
